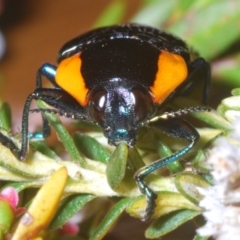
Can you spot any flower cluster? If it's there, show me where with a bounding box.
[197,119,240,240]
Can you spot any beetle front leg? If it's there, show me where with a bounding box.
[134,117,199,221]
[1,88,89,160]
[36,63,58,88]
[34,63,59,139]
[18,91,50,160]
[2,93,38,160]
[0,92,44,160]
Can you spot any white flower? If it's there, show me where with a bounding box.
[197,118,240,240]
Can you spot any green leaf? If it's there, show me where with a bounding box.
[145,209,200,238]
[155,138,183,174]
[191,150,212,173]
[37,101,86,166]
[172,97,232,131]
[93,1,126,28]
[131,0,178,26]
[232,88,240,96]
[135,127,158,152]
[0,140,91,182]
[212,54,240,87]
[175,173,211,205]
[0,103,12,130]
[128,146,145,171]
[169,1,240,59]
[0,198,15,236]
[30,141,60,160]
[217,92,240,123]
[73,133,110,164]
[106,143,128,190]
[193,234,209,240]
[3,182,35,192]
[0,143,43,178]
[49,194,95,230]
[90,197,132,240]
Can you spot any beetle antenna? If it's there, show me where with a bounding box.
[29,108,77,119]
[150,106,211,122]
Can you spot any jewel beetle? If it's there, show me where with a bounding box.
[1,24,211,221]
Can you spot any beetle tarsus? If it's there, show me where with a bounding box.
[134,172,157,221]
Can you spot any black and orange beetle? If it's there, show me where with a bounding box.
[0,24,211,221]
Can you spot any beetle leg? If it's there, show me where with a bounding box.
[17,93,37,160]
[0,131,21,157]
[189,58,211,104]
[134,117,199,221]
[33,88,89,120]
[36,63,58,88]
[175,58,211,104]
[3,88,88,160]
[0,93,36,159]
[28,88,89,143]
[34,63,59,141]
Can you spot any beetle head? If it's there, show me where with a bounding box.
[87,81,155,146]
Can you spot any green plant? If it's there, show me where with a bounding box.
[0,0,240,239]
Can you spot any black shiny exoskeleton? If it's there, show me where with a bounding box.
[0,24,211,221]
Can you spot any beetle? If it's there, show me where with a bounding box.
[0,23,210,221]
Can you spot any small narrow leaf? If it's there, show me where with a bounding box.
[0,198,15,236]
[90,198,132,240]
[106,143,128,190]
[126,191,201,219]
[146,209,200,238]
[193,234,209,240]
[155,139,183,174]
[37,101,86,166]
[232,88,240,96]
[192,150,212,173]
[73,133,110,164]
[172,97,232,131]
[0,142,82,180]
[3,182,35,192]
[0,103,12,130]
[49,194,95,230]
[30,141,60,160]
[175,173,211,204]
[218,93,240,123]
[128,146,145,171]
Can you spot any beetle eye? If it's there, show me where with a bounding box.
[88,89,107,125]
[131,88,153,124]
